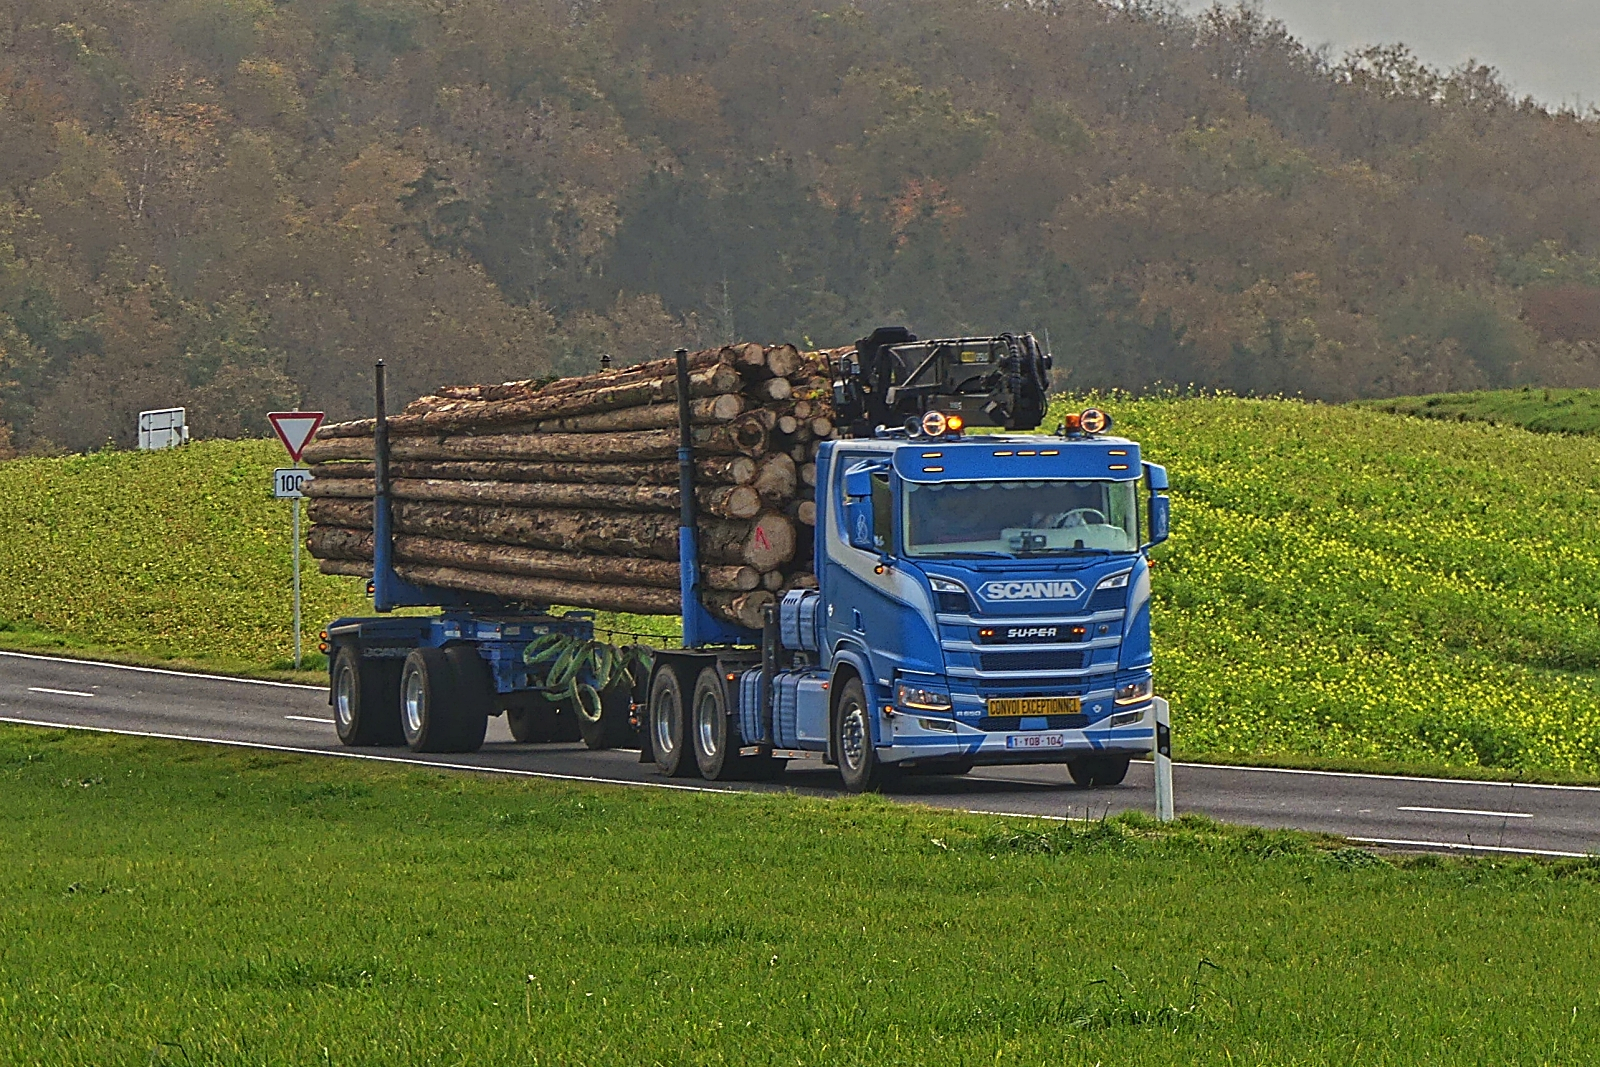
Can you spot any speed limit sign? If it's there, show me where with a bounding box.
[273,468,314,499]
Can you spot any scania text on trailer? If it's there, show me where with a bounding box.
[322,327,1171,790]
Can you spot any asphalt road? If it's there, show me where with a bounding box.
[2,650,1596,858]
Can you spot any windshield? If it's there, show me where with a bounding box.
[904,479,1139,558]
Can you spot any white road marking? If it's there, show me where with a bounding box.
[0,716,737,794]
[285,715,335,725]
[0,650,324,691]
[1398,805,1533,819]
[1352,837,1591,859]
[27,687,95,698]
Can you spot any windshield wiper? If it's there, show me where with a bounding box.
[1039,547,1118,557]
[917,551,1011,559]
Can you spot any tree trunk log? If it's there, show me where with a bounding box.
[529,393,743,434]
[307,500,794,568]
[701,590,776,629]
[396,564,686,615]
[318,559,373,578]
[303,425,765,466]
[752,453,797,505]
[309,456,754,486]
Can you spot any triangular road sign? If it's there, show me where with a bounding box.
[268,411,326,463]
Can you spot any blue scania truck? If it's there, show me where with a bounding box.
[324,328,1170,791]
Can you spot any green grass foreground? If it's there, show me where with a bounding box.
[1353,387,1600,436]
[1,727,1598,1066]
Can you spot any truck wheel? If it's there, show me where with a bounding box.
[400,647,464,753]
[1069,754,1131,788]
[332,645,403,746]
[690,666,737,779]
[834,676,891,793]
[579,682,636,751]
[649,666,696,777]
[442,645,491,753]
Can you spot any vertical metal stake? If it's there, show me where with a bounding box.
[292,476,303,670]
[1153,696,1174,822]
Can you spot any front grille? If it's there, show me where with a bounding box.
[978,713,1089,732]
[978,649,1089,672]
[972,677,1093,692]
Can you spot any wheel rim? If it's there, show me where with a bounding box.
[403,669,426,738]
[839,699,868,773]
[696,689,720,759]
[334,663,355,730]
[654,687,680,755]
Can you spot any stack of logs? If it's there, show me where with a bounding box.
[302,343,845,628]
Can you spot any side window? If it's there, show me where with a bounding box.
[871,472,892,552]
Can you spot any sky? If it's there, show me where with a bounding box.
[1178,0,1600,109]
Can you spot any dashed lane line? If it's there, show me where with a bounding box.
[1397,805,1534,819]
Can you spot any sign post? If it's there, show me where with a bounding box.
[1153,696,1174,822]
[268,412,325,670]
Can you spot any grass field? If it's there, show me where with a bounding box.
[1082,396,1600,778]
[1353,387,1600,435]
[2,726,1598,1066]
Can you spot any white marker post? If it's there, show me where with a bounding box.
[1152,696,1175,822]
[268,412,325,670]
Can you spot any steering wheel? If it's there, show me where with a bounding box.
[1051,508,1107,529]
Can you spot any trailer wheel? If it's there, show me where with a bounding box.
[834,676,891,793]
[442,645,491,753]
[579,682,636,751]
[1068,754,1131,788]
[507,695,560,743]
[648,666,696,777]
[332,645,403,747]
[400,647,468,753]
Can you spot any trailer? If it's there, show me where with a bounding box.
[324,332,1171,791]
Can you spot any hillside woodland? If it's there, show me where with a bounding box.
[4,0,1600,452]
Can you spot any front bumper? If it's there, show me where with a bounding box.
[879,700,1157,764]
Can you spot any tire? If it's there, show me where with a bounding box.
[578,682,636,751]
[400,647,464,753]
[833,676,891,793]
[507,693,561,743]
[1069,754,1131,788]
[442,645,491,753]
[649,665,696,777]
[690,666,738,779]
[331,645,403,747]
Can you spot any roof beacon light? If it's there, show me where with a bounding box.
[945,414,965,433]
[1061,413,1083,435]
[920,410,948,437]
[1080,408,1113,435]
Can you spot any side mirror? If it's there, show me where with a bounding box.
[1148,494,1170,546]
[846,497,878,551]
[1143,461,1170,547]
[844,466,873,499]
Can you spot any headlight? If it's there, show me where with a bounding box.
[1114,678,1153,705]
[928,576,966,594]
[1096,570,1132,590]
[896,683,952,711]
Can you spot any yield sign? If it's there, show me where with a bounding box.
[268,411,326,463]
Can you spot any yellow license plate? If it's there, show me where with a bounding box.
[986,696,1081,717]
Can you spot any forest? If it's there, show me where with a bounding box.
[3,0,1600,452]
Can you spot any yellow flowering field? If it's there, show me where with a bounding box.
[1078,396,1600,775]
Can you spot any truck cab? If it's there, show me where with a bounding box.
[719,409,1171,791]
